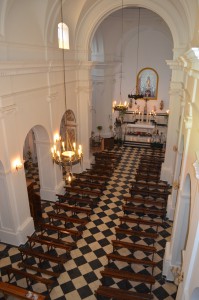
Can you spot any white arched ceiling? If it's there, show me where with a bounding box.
[75,0,194,60]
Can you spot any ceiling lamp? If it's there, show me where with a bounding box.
[128,8,144,103]
[51,0,82,181]
[113,0,128,112]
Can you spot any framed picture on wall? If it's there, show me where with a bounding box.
[136,68,158,99]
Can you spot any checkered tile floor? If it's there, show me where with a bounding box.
[0,146,177,299]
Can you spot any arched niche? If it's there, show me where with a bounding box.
[60,109,77,145]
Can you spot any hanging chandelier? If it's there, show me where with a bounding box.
[113,0,128,113]
[51,0,83,181]
[51,135,83,168]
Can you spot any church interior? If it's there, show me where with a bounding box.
[0,1,199,299]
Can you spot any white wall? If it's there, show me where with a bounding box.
[91,8,173,135]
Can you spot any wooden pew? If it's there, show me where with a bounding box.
[0,281,46,300]
[54,202,92,219]
[107,253,157,271]
[37,234,76,249]
[38,222,83,241]
[27,234,73,255]
[70,179,104,191]
[112,240,156,254]
[18,245,68,269]
[47,211,89,225]
[65,186,102,199]
[86,168,112,177]
[122,204,166,220]
[95,285,153,300]
[6,267,55,292]
[18,261,60,278]
[42,213,83,241]
[130,186,169,200]
[135,173,167,183]
[115,227,158,240]
[73,173,109,183]
[131,180,170,192]
[56,194,94,207]
[119,216,163,232]
[123,196,166,209]
[100,267,155,290]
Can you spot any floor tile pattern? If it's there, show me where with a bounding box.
[0,146,177,299]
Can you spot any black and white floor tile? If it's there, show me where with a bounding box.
[0,146,177,299]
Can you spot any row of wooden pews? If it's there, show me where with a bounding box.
[1,181,96,298]
[95,146,170,299]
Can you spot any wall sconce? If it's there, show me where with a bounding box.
[13,159,23,171]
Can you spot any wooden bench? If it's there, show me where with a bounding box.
[135,174,163,183]
[48,211,89,225]
[119,216,163,231]
[86,168,112,177]
[123,196,166,209]
[0,281,46,300]
[37,234,76,249]
[6,267,55,292]
[54,202,92,219]
[122,205,166,219]
[38,222,82,241]
[115,227,158,240]
[95,285,153,300]
[73,173,109,183]
[27,234,73,255]
[112,239,156,254]
[130,187,169,200]
[131,181,170,192]
[107,253,157,270]
[70,179,104,191]
[39,217,83,240]
[18,246,68,269]
[56,194,94,207]
[18,261,60,278]
[65,186,102,198]
[101,267,155,290]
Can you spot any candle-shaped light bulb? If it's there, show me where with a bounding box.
[62,141,65,150]
[57,151,60,160]
[124,101,127,106]
[51,147,54,154]
[68,174,72,183]
[78,149,81,157]
[73,142,76,150]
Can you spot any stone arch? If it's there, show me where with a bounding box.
[75,0,190,60]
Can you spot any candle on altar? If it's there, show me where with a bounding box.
[146,113,148,123]
[141,112,144,122]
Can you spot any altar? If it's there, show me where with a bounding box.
[126,122,155,133]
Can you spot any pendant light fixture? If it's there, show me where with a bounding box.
[51,0,82,181]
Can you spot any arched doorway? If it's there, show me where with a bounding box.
[23,125,56,224]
